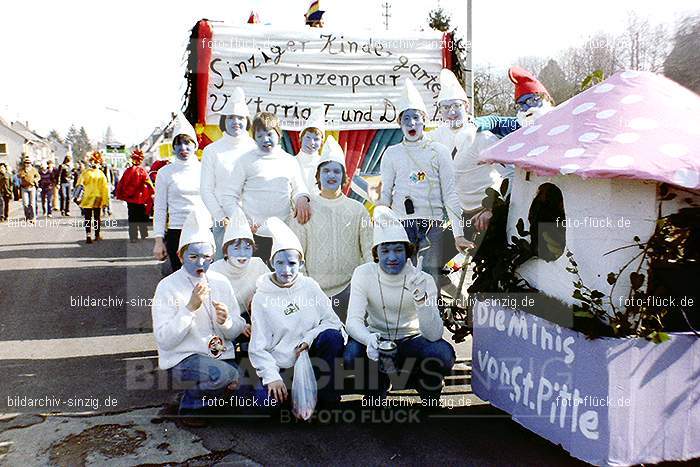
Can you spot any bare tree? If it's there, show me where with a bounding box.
[664,13,700,93]
[473,66,514,116]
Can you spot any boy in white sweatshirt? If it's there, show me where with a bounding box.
[151,208,247,424]
[221,112,311,264]
[344,206,455,402]
[379,79,472,289]
[248,217,344,410]
[291,136,373,321]
[200,87,256,260]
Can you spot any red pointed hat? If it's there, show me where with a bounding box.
[508,66,551,101]
[247,11,259,24]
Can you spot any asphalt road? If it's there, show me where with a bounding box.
[0,198,587,466]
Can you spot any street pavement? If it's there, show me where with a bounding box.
[0,198,587,466]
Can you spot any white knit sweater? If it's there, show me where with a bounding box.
[290,195,373,297]
[151,268,246,369]
[345,262,444,345]
[379,138,464,238]
[200,133,256,221]
[209,257,269,313]
[152,158,204,237]
[429,125,512,211]
[221,147,309,237]
[249,273,343,384]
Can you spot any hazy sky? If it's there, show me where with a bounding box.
[0,0,697,145]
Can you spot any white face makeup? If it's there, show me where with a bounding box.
[400,109,425,142]
[174,136,196,161]
[223,115,247,138]
[301,130,322,154]
[254,129,279,153]
[439,99,468,129]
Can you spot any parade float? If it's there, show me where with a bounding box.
[470,70,700,465]
[181,19,467,192]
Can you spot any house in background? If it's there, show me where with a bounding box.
[10,121,54,164]
[0,116,26,169]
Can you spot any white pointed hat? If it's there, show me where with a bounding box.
[218,87,250,117]
[302,106,326,136]
[372,206,409,248]
[396,78,428,116]
[178,207,215,252]
[172,112,199,148]
[437,68,469,103]
[316,135,345,170]
[222,206,254,248]
[266,217,304,261]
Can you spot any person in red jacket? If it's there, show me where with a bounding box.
[116,149,153,242]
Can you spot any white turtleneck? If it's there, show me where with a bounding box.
[429,124,512,211]
[153,157,204,238]
[295,150,321,194]
[249,273,343,384]
[345,262,444,345]
[208,256,270,313]
[201,132,257,221]
[290,194,373,297]
[221,146,309,237]
[378,138,464,238]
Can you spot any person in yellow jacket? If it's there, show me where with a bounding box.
[76,151,110,244]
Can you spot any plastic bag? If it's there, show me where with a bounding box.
[292,351,317,420]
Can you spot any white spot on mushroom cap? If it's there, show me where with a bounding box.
[596,109,617,119]
[614,133,640,144]
[525,145,549,157]
[660,143,689,158]
[564,148,585,158]
[672,168,699,188]
[593,83,615,93]
[628,118,659,130]
[560,164,580,175]
[522,124,542,135]
[547,124,570,136]
[605,155,635,168]
[507,142,525,153]
[621,94,644,104]
[578,132,600,143]
[572,102,596,115]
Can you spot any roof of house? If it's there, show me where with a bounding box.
[480,71,700,190]
[0,116,29,141]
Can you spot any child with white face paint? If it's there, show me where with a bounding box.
[379,78,470,287]
[344,206,455,402]
[290,136,373,321]
[248,217,344,412]
[151,209,247,425]
[429,68,513,240]
[221,112,311,264]
[294,107,326,193]
[153,113,206,273]
[209,207,269,335]
[201,87,257,260]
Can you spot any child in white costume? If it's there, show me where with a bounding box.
[221,112,311,264]
[291,136,373,321]
[344,206,455,402]
[248,217,344,409]
[378,79,470,286]
[151,208,246,421]
[209,207,269,355]
[428,69,512,241]
[200,87,256,259]
[294,107,326,193]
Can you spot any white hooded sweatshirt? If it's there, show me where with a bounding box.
[249,273,343,385]
[151,268,246,369]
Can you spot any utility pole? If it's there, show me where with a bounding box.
[466,0,473,107]
[381,1,391,31]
